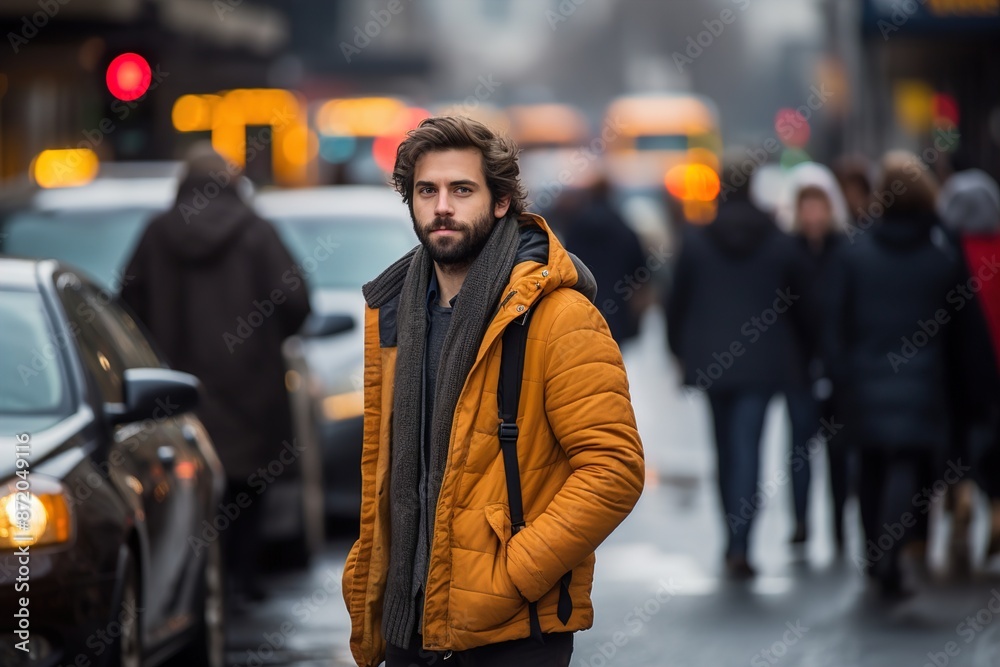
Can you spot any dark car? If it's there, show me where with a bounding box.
[0,258,226,667]
[0,169,325,566]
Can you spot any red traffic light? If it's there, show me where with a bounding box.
[106,53,151,102]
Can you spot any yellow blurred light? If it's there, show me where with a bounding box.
[665,164,721,203]
[211,88,311,186]
[317,97,409,137]
[894,80,935,135]
[172,94,219,132]
[0,477,72,549]
[323,390,364,421]
[608,96,717,138]
[285,370,302,392]
[282,126,318,167]
[32,149,99,189]
[507,104,589,147]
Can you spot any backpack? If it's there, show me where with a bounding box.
[497,307,573,642]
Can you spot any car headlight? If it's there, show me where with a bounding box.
[322,390,364,421]
[321,362,364,422]
[0,476,73,550]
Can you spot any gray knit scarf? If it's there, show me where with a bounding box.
[381,213,521,646]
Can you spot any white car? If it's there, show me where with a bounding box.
[255,186,416,523]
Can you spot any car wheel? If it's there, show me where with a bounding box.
[169,539,226,667]
[109,551,141,667]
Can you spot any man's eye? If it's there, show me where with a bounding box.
[455,187,471,194]
[419,187,435,195]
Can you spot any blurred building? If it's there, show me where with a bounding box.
[827,0,1000,179]
[0,0,294,178]
[0,0,441,182]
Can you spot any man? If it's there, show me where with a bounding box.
[120,147,311,605]
[666,167,814,577]
[343,116,645,666]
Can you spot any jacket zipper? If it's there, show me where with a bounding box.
[498,289,517,310]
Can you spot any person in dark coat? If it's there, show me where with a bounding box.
[833,154,874,226]
[120,148,311,604]
[561,179,651,345]
[938,169,1000,569]
[778,163,853,552]
[824,151,972,596]
[667,171,814,577]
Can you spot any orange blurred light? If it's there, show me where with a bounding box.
[665,164,720,202]
[174,460,196,481]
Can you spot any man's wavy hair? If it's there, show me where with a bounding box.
[391,115,528,217]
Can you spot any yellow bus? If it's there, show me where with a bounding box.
[604,94,722,223]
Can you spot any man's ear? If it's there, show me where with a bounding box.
[494,195,511,219]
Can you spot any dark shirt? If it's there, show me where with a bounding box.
[413,271,456,631]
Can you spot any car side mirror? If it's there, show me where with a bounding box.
[300,313,354,338]
[105,368,201,426]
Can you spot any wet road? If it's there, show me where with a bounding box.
[227,310,1000,666]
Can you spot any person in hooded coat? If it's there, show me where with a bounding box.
[667,169,814,577]
[560,179,650,346]
[937,168,1000,568]
[119,148,311,602]
[824,151,980,596]
[778,162,853,552]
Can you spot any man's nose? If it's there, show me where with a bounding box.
[434,191,454,217]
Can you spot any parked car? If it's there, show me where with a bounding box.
[0,258,225,667]
[0,167,323,566]
[255,186,416,521]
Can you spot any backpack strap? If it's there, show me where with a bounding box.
[497,307,573,643]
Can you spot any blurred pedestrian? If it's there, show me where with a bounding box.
[342,116,644,667]
[824,151,968,597]
[120,147,311,607]
[561,178,651,346]
[667,168,814,577]
[779,163,853,552]
[938,169,1000,571]
[833,155,874,226]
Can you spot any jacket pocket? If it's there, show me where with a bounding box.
[452,504,525,632]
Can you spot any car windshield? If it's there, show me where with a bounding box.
[273,216,416,290]
[1,209,155,291]
[634,134,690,151]
[0,289,71,434]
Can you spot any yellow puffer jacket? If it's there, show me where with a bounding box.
[342,214,645,665]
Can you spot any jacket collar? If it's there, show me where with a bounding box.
[362,213,597,311]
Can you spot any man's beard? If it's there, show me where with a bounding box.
[413,208,497,270]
